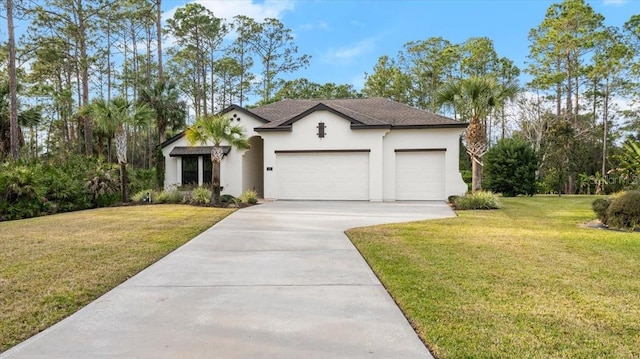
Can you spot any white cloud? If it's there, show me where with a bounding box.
[299,22,329,31]
[325,38,376,62]
[163,0,295,23]
[602,0,629,6]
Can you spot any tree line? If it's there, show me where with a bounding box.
[1,0,639,198]
[1,0,309,168]
[360,0,640,194]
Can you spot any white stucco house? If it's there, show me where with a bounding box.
[160,97,468,201]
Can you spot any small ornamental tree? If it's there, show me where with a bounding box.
[185,114,249,206]
[484,138,537,197]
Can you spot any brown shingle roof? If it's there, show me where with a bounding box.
[160,98,466,148]
[250,98,466,130]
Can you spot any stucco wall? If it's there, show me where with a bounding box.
[162,110,265,198]
[259,110,389,201]
[242,136,264,196]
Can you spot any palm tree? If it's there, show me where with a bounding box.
[88,97,155,202]
[139,80,187,188]
[185,114,249,205]
[139,80,187,143]
[436,76,518,192]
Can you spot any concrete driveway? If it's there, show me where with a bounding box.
[2,201,455,359]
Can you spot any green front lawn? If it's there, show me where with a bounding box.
[0,205,233,353]
[348,196,640,358]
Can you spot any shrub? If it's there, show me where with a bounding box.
[131,189,154,203]
[155,189,183,204]
[239,189,259,205]
[190,187,212,205]
[451,191,501,210]
[0,157,124,221]
[0,163,46,220]
[84,165,120,207]
[484,138,537,197]
[461,170,472,191]
[129,169,157,195]
[605,190,640,231]
[592,198,612,225]
[220,194,236,205]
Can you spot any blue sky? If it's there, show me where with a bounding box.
[165,0,639,90]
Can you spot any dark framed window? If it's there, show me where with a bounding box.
[203,158,212,185]
[182,157,198,186]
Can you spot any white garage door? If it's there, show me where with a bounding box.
[276,151,369,200]
[396,150,446,200]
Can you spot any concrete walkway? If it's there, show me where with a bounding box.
[2,201,455,359]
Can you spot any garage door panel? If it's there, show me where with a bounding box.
[277,152,369,200]
[396,151,445,200]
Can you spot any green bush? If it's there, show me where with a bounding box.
[129,168,157,195]
[605,190,640,231]
[451,191,501,210]
[0,163,46,220]
[220,194,236,205]
[190,187,212,205]
[0,157,125,221]
[484,138,537,197]
[239,189,259,205]
[592,198,612,225]
[461,170,472,191]
[155,189,183,204]
[131,189,154,203]
[84,165,120,207]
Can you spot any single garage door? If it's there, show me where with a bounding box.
[395,150,446,200]
[276,151,370,200]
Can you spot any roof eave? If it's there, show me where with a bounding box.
[350,124,392,130]
[158,131,186,148]
[254,126,293,132]
[391,123,469,130]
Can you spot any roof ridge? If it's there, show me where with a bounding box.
[387,97,458,122]
[325,101,390,126]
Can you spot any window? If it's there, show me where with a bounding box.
[182,157,198,186]
[203,158,212,185]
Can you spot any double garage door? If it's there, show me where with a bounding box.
[275,150,445,201]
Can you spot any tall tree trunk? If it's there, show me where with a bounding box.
[211,145,224,205]
[565,50,573,123]
[471,157,482,192]
[214,51,219,113]
[239,47,244,106]
[107,15,112,102]
[120,162,128,202]
[116,127,128,202]
[602,80,609,180]
[156,0,163,82]
[211,159,220,205]
[7,0,19,161]
[556,59,562,118]
[78,0,92,156]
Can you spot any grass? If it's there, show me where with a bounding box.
[347,196,640,358]
[0,205,233,353]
